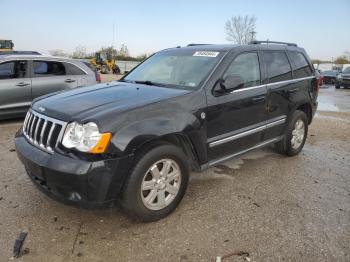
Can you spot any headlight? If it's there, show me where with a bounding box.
[337,74,343,79]
[62,122,111,153]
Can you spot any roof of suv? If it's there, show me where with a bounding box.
[166,42,305,53]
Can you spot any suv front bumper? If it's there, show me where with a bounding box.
[336,77,350,87]
[15,130,132,208]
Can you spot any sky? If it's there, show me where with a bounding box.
[1,0,349,60]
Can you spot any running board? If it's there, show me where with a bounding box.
[200,136,284,171]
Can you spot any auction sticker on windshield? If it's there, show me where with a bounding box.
[193,51,219,57]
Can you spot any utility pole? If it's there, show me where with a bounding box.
[250,30,257,41]
[112,22,115,48]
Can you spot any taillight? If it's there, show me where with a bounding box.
[95,71,101,83]
[315,76,322,94]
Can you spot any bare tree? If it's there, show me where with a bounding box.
[99,46,118,57]
[72,45,87,59]
[225,15,257,44]
[344,51,350,62]
[119,44,129,57]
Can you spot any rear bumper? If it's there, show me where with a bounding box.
[15,129,133,208]
[323,76,336,84]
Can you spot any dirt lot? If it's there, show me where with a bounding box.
[0,85,349,262]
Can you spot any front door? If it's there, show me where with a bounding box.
[206,52,267,163]
[0,60,31,117]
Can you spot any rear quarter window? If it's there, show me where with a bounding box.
[289,52,313,78]
[64,63,86,75]
[262,52,292,83]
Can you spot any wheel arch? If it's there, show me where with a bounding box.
[296,103,313,124]
[131,133,202,172]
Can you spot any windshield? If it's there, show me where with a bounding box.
[123,50,224,89]
[343,67,350,73]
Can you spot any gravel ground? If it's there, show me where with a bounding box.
[0,86,349,262]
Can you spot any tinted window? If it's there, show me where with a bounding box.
[224,52,260,88]
[33,61,66,77]
[0,61,27,80]
[262,52,292,83]
[65,63,86,75]
[289,52,312,78]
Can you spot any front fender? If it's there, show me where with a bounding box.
[111,111,203,154]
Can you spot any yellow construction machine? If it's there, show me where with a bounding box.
[0,39,14,51]
[90,51,120,74]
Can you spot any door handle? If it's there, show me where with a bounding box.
[252,96,265,103]
[64,79,76,83]
[287,88,299,93]
[16,82,30,87]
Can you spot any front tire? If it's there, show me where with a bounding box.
[335,85,340,89]
[100,65,108,74]
[274,110,308,156]
[121,144,189,222]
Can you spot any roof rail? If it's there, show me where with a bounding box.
[0,51,42,55]
[249,40,297,47]
[187,43,213,46]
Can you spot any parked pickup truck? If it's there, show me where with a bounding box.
[15,41,319,221]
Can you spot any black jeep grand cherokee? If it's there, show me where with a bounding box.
[15,41,319,221]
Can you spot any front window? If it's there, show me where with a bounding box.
[123,50,224,89]
[0,61,27,79]
[224,52,261,88]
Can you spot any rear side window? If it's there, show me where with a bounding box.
[289,52,313,78]
[262,52,292,83]
[224,52,261,88]
[64,63,86,75]
[33,61,66,77]
[0,61,27,80]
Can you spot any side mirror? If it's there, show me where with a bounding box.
[215,75,244,95]
[223,75,244,90]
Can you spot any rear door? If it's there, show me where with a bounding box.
[64,62,95,87]
[0,60,31,116]
[30,60,78,99]
[261,51,296,140]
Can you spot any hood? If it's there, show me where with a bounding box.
[32,82,190,122]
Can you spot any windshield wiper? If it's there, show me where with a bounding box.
[118,79,133,83]
[134,80,170,87]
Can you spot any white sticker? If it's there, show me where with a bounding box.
[193,51,219,57]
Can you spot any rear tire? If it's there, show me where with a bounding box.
[121,144,189,222]
[335,85,340,89]
[274,110,308,156]
[113,65,120,74]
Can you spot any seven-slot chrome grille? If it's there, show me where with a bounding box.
[23,110,67,153]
